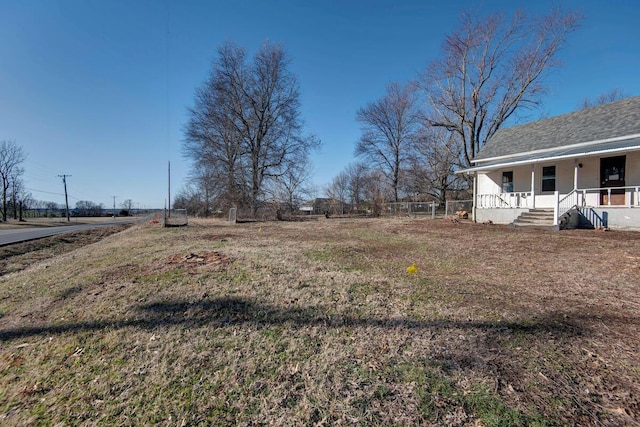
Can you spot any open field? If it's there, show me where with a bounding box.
[0,217,638,426]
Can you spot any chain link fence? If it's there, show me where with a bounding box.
[383,202,445,217]
[164,208,188,227]
[444,200,473,218]
[225,200,474,222]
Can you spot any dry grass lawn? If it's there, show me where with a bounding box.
[0,217,638,426]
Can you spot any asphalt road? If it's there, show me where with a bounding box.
[0,221,135,246]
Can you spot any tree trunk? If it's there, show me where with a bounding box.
[2,184,7,222]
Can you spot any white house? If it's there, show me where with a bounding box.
[459,96,640,230]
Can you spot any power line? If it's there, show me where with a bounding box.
[25,187,65,197]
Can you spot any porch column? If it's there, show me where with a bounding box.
[553,191,559,226]
[472,172,477,222]
[531,165,536,209]
[573,160,579,190]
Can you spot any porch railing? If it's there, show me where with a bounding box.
[575,186,640,208]
[476,192,533,208]
[476,187,639,227]
[558,189,578,213]
[477,187,640,210]
[579,207,608,229]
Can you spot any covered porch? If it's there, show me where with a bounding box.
[463,138,640,228]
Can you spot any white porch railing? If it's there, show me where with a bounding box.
[477,187,639,227]
[477,187,640,210]
[476,192,533,208]
[558,189,578,213]
[574,186,640,208]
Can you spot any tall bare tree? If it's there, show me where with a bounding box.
[0,140,26,221]
[579,88,629,109]
[408,127,467,204]
[355,82,422,202]
[183,55,245,211]
[421,8,581,168]
[184,41,319,217]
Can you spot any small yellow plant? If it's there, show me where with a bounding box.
[406,263,418,275]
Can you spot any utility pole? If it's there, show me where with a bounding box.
[58,174,71,222]
[112,196,117,217]
[167,160,171,218]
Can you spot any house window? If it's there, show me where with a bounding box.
[502,171,513,193]
[541,166,556,192]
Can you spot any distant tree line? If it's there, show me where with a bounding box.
[0,141,139,220]
[23,199,141,218]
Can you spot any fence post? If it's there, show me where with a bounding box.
[431,202,436,218]
[228,208,237,223]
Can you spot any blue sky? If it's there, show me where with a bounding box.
[1,0,639,209]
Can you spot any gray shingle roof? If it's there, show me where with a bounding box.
[474,96,640,162]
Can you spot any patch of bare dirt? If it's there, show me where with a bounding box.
[166,251,233,268]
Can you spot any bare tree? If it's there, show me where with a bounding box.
[271,155,314,215]
[183,61,245,211]
[325,170,349,214]
[184,41,319,217]
[174,162,226,217]
[187,163,220,217]
[8,167,25,220]
[345,162,369,207]
[173,184,208,217]
[361,169,391,216]
[355,82,422,202]
[120,199,134,213]
[408,127,468,204]
[579,88,629,109]
[75,200,103,217]
[421,8,581,168]
[0,140,26,221]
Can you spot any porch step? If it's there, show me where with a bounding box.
[511,209,557,229]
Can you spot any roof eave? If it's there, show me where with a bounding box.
[456,143,640,175]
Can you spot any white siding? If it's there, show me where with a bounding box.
[477,172,500,194]
[477,157,628,196]
[626,151,640,186]
[577,157,600,189]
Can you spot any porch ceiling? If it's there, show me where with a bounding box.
[457,136,640,174]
